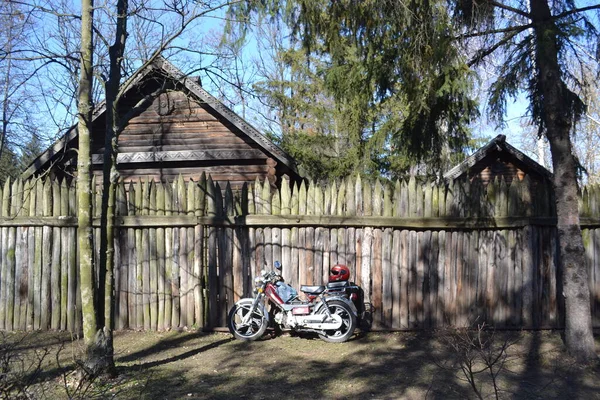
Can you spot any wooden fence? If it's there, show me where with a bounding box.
[0,174,599,332]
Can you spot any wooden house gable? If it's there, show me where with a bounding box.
[89,89,279,186]
[22,58,301,188]
[444,134,552,186]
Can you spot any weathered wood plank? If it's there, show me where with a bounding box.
[194,174,206,327]
[507,230,516,326]
[354,179,366,288]
[280,178,292,287]
[59,180,69,330]
[298,181,307,286]
[10,181,22,330]
[305,184,315,286]
[241,183,252,298]
[154,181,165,330]
[4,180,17,330]
[33,180,43,330]
[38,180,51,330]
[272,188,282,273]
[207,176,218,328]
[17,180,28,330]
[313,184,324,286]
[116,181,128,330]
[177,177,189,328]
[186,179,196,328]
[221,183,234,326]
[135,179,145,329]
[141,179,151,330]
[148,181,158,330]
[514,229,523,327]
[50,180,61,330]
[67,182,77,332]
[372,227,383,329]
[164,181,173,330]
[381,183,393,328]
[127,182,137,329]
[262,180,273,273]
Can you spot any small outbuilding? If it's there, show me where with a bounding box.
[23,57,302,189]
[444,134,552,186]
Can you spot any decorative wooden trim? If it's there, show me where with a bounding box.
[91,149,266,164]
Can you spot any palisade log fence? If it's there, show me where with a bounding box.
[0,174,599,332]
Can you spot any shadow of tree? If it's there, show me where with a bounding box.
[104,330,600,400]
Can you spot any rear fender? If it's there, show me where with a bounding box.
[316,296,358,317]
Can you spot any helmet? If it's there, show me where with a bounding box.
[329,264,350,282]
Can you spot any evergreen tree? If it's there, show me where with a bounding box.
[225,4,478,179]
[0,146,20,185]
[18,134,44,172]
[237,0,599,361]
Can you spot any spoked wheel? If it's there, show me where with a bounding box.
[318,300,357,343]
[227,300,268,341]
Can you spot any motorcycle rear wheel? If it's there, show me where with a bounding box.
[318,300,356,343]
[227,301,268,341]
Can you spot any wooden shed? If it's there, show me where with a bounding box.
[22,57,302,188]
[444,134,552,186]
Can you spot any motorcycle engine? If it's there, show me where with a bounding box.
[274,311,286,326]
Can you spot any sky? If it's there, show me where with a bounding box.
[16,0,599,175]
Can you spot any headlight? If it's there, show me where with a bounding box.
[254,276,263,286]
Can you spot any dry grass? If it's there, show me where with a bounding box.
[2,329,599,399]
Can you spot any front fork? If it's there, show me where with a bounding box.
[241,293,264,325]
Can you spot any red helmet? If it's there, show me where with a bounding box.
[329,264,350,282]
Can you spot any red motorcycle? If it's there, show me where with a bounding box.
[227,262,358,343]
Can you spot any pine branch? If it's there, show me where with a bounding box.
[467,30,522,67]
[488,1,530,19]
[554,3,600,20]
[455,23,533,40]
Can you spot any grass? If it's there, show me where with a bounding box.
[2,329,599,399]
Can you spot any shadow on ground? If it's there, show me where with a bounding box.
[3,329,599,399]
[109,330,600,400]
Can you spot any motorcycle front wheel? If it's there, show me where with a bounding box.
[227,301,268,341]
[318,300,357,343]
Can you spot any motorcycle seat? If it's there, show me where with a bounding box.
[300,285,326,295]
[327,281,349,289]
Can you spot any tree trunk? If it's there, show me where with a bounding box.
[531,0,597,362]
[77,0,115,376]
[97,0,129,375]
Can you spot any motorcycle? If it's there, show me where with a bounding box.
[227,261,358,343]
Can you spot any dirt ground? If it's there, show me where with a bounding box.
[2,329,599,399]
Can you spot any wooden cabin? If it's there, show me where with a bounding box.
[22,57,302,189]
[444,134,552,186]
